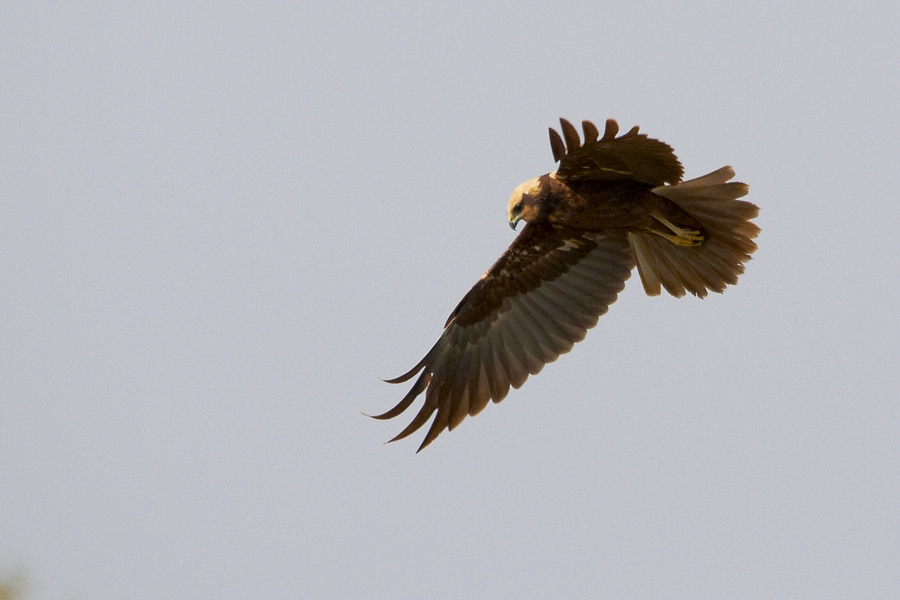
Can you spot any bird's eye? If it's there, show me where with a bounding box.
[513,201,524,215]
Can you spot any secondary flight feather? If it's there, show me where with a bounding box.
[374,118,760,451]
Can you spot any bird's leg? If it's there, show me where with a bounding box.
[650,214,705,247]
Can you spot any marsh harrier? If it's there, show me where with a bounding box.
[374,119,759,451]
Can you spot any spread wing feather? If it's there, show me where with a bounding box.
[552,118,684,186]
[374,222,634,451]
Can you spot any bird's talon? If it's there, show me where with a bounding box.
[652,216,705,246]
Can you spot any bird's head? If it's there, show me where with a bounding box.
[507,173,561,230]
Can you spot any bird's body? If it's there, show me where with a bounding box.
[510,174,706,241]
[375,118,760,451]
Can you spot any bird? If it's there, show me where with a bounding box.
[373,118,760,452]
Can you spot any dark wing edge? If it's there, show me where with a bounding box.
[551,118,684,186]
[373,224,635,452]
[628,166,760,298]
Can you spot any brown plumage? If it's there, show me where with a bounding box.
[374,118,760,451]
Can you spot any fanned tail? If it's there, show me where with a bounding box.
[629,166,759,298]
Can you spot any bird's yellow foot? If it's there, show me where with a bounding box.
[652,215,705,247]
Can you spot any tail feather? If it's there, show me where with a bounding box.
[628,166,760,298]
[629,232,662,295]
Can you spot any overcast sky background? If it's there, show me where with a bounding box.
[2,1,899,599]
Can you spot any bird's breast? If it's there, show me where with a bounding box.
[547,180,659,231]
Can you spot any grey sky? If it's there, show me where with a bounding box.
[2,1,898,598]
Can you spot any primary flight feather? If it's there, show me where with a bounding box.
[374,118,760,451]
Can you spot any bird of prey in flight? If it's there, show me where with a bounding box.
[374,118,759,451]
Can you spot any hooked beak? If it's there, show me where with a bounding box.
[509,217,521,231]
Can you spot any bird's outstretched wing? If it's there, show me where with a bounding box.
[373,222,635,451]
[551,118,684,186]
